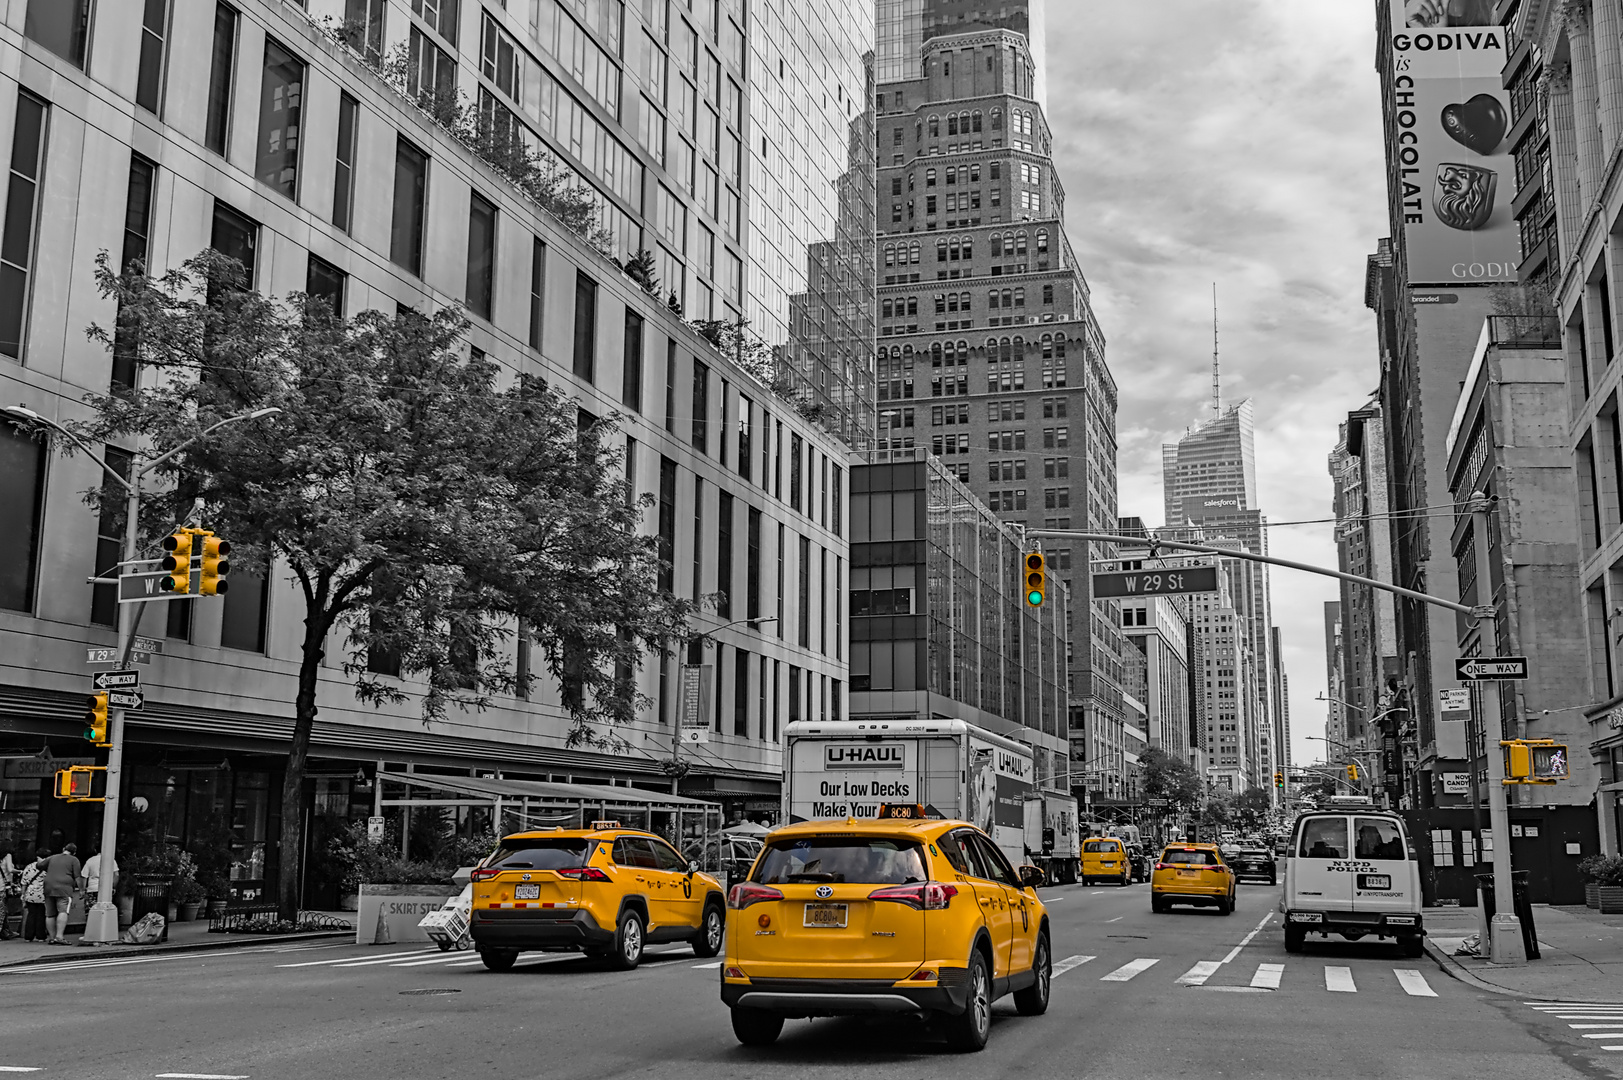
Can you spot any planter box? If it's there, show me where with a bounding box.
[1598,886,1623,914]
[355,883,459,946]
[1587,882,1601,908]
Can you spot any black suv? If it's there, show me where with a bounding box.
[1228,846,1277,885]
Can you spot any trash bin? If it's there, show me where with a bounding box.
[130,874,171,943]
[1474,870,1539,960]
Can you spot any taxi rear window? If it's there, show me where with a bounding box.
[751,837,927,885]
[1161,849,1218,866]
[485,838,592,871]
[1083,840,1119,852]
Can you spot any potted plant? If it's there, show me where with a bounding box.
[173,877,206,922]
[1587,855,1623,913]
[1579,855,1607,908]
[200,872,232,918]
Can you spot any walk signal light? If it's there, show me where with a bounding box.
[54,766,106,802]
[160,530,193,593]
[198,533,231,596]
[1024,552,1046,606]
[84,692,109,745]
[1347,762,1360,782]
[1503,739,1569,784]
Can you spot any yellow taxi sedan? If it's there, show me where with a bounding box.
[721,807,1051,1052]
[1150,843,1236,916]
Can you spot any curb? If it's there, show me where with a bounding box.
[1422,937,1623,1004]
[0,929,350,969]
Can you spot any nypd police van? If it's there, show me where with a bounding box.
[1281,798,1424,956]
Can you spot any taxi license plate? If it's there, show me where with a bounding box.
[803,903,847,928]
[514,883,540,900]
[1177,869,1200,878]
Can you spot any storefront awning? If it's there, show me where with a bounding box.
[388,772,721,812]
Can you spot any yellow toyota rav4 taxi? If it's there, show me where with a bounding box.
[1150,842,1237,915]
[468,825,725,971]
[720,807,1051,1052]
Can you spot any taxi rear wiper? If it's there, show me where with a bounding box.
[786,872,838,882]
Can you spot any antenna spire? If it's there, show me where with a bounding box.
[1211,282,1221,417]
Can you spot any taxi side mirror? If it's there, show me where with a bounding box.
[687,860,700,877]
[1018,865,1045,890]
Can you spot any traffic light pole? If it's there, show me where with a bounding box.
[1468,493,1525,965]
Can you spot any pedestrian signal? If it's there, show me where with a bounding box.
[1502,739,1568,784]
[53,766,106,802]
[84,692,109,745]
[1024,552,1046,607]
[160,530,193,593]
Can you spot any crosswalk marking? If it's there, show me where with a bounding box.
[692,961,722,969]
[277,948,434,969]
[1324,966,1357,993]
[1176,961,1222,986]
[1100,958,1159,982]
[2,954,191,975]
[1394,969,1436,997]
[1580,1033,1623,1040]
[1567,1024,1623,1029]
[1250,963,1284,989]
[1052,954,1095,977]
[391,953,477,967]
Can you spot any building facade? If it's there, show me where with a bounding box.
[847,450,1071,787]
[0,0,853,899]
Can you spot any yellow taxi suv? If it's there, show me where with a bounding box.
[1150,843,1237,915]
[720,806,1051,1052]
[1080,837,1131,887]
[468,825,725,972]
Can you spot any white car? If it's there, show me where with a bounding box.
[1281,804,1424,956]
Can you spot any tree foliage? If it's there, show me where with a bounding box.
[1137,748,1203,812]
[1232,786,1273,831]
[65,250,697,916]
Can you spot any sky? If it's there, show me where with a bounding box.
[1042,1,1390,768]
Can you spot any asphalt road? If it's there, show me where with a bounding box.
[4,879,1620,1080]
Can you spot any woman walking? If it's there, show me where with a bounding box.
[19,848,48,942]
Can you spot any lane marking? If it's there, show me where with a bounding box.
[1219,914,1271,965]
[1104,916,1122,923]
[3,954,189,975]
[1100,958,1158,982]
[279,948,436,969]
[154,1074,250,1079]
[1051,954,1095,977]
[0,1069,43,1073]
[1528,1002,1623,1007]
[1394,969,1437,997]
[1325,966,1357,993]
[692,961,722,969]
[1251,963,1284,989]
[1176,961,1221,986]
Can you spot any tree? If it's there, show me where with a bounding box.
[623,250,660,296]
[1232,786,1273,832]
[1137,748,1202,814]
[1200,789,1235,831]
[64,251,697,919]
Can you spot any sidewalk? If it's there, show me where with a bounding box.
[1,911,353,968]
[1424,903,1623,1002]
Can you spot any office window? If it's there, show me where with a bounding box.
[789,435,802,511]
[691,476,704,601]
[25,0,91,68]
[407,25,456,105]
[776,523,785,637]
[0,93,48,361]
[759,656,769,741]
[306,254,346,314]
[413,0,459,45]
[0,428,46,612]
[332,93,358,232]
[465,191,496,320]
[344,0,386,60]
[622,310,644,411]
[210,201,258,285]
[135,0,170,113]
[834,557,842,660]
[390,138,428,275]
[798,535,811,647]
[112,155,157,389]
[664,339,678,433]
[528,238,546,349]
[717,492,733,618]
[573,272,597,382]
[789,666,802,723]
[718,379,729,467]
[89,448,133,626]
[738,396,753,481]
[760,409,772,489]
[692,359,710,452]
[221,570,269,652]
[657,456,677,591]
[747,506,761,621]
[820,547,827,654]
[734,646,750,737]
[832,466,843,536]
[256,38,305,199]
[205,4,238,155]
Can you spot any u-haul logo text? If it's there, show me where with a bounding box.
[824,744,904,770]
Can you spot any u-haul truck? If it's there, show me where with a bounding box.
[784,719,1036,870]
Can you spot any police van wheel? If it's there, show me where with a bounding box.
[1284,925,1305,953]
[479,948,518,972]
[1401,934,1425,958]
[731,1006,785,1046]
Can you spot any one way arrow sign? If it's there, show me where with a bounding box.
[91,670,140,691]
[1455,657,1530,681]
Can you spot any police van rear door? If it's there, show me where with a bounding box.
[1348,815,1419,919]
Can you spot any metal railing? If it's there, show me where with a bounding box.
[1486,315,1562,349]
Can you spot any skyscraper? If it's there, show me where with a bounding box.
[871,0,1125,800]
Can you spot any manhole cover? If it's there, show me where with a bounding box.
[400,988,462,996]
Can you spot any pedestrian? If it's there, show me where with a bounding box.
[33,842,81,945]
[0,846,18,939]
[19,848,48,942]
[79,845,117,906]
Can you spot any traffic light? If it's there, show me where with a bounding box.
[1024,552,1046,606]
[160,529,193,593]
[84,692,109,745]
[1273,771,1284,789]
[54,766,106,801]
[198,532,231,596]
[1347,762,1360,782]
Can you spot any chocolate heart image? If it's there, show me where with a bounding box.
[1441,94,1507,155]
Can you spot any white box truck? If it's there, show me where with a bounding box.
[1022,791,1081,884]
[784,719,1036,871]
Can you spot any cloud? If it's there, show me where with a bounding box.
[1046,1,1388,765]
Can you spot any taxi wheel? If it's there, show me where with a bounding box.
[944,952,992,1052]
[692,903,724,958]
[479,948,518,972]
[609,909,646,971]
[731,1006,784,1046]
[1120,871,1130,887]
[1013,933,1051,1016]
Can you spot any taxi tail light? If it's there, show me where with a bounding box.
[867,882,958,910]
[469,866,500,883]
[554,867,611,882]
[727,883,784,909]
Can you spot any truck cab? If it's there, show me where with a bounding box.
[1281,800,1424,957]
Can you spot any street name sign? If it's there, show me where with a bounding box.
[91,670,141,691]
[85,647,152,666]
[1090,565,1219,599]
[107,690,144,710]
[132,637,163,655]
[1454,657,1530,681]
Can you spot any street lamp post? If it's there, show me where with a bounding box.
[2,404,280,944]
[666,616,778,793]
